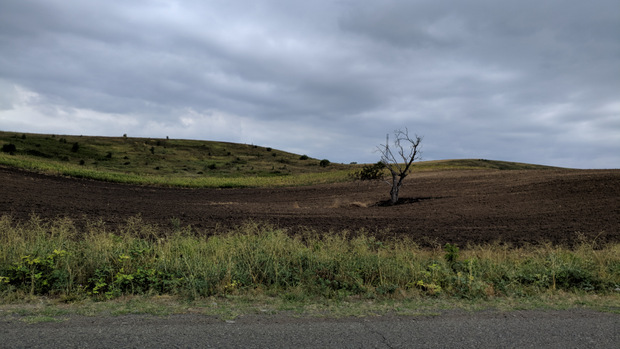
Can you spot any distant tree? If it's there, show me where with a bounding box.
[319,159,330,167]
[378,128,422,205]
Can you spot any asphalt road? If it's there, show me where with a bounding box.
[1,309,618,348]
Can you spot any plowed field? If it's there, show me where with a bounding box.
[1,166,618,247]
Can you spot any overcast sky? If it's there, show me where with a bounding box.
[1,0,618,168]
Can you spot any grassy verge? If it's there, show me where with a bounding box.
[1,215,618,315]
[2,293,618,323]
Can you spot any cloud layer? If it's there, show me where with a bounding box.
[1,0,618,168]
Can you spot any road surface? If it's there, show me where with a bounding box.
[1,309,618,348]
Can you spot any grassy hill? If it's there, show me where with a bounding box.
[411,159,558,171]
[0,131,556,187]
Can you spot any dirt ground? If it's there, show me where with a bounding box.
[1,166,618,247]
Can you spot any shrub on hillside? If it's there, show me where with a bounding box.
[352,161,386,181]
[319,159,331,167]
[1,144,16,153]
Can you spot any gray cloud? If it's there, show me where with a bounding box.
[1,0,618,168]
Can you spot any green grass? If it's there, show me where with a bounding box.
[1,131,557,188]
[0,131,352,187]
[1,215,617,307]
[409,159,558,171]
[1,292,618,321]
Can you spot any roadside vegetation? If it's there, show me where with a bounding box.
[1,215,617,309]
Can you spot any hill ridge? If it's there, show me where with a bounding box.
[1,130,557,187]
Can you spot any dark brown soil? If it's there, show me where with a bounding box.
[1,166,619,247]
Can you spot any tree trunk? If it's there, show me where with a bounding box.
[389,174,400,205]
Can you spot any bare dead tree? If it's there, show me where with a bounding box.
[378,128,422,205]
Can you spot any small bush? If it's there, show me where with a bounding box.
[444,243,460,267]
[3,249,69,295]
[352,162,385,180]
[1,144,16,153]
[319,159,330,167]
[300,155,309,160]
[71,142,80,152]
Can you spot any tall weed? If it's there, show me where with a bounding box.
[1,215,618,302]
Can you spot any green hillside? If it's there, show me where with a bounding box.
[0,131,557,187]
[0,131,351,186]
[411,159,558,171]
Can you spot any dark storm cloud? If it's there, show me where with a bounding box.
[0,0,618,168]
